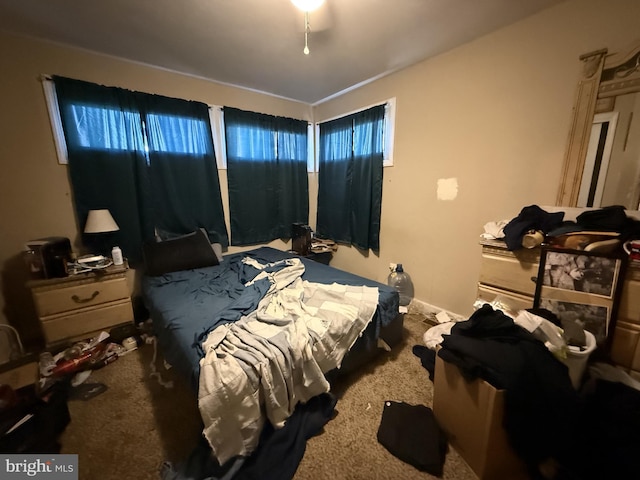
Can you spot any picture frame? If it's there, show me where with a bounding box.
[533,245,627,348]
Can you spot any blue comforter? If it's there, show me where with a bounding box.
[142,247,398,388]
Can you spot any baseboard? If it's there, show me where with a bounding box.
[407,298,466,323]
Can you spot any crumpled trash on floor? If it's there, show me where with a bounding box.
[69,382,108,401]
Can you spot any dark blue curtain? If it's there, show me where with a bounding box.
[316,104,385,252]
[138,94,228,246]
[224,107,309,246]
[316,116,353,244]
[54,76,228,262]
[54,77,151,261]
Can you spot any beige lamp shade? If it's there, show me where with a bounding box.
[84,209,119,233]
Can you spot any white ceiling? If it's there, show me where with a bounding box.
[0,0,566,104]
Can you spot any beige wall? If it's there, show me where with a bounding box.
[314,0,640,316]
[1,0,639,357]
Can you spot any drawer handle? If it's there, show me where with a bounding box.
[71,291,100,304]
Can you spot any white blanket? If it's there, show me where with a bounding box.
[198,257,378,464]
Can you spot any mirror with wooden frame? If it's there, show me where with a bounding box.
[557,40,640,210]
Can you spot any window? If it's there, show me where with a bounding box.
[146,113,212,155]
[224,107,309,245]
[316,103,386,252]
[50,76,228,261]
[313,97,396,171]
[65,104,145,152]
[56,97,214,156]
[205,105,314,172]
[383,98,396,167]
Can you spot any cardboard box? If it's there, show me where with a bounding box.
[433,354,529,480]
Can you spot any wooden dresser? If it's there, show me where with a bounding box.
[27,263,134,348]
[478,239,640,380]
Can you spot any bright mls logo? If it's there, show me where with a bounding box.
[1,455,77,479]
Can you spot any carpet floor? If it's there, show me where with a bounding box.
[59,313,477,479]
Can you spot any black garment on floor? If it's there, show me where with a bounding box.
[503,205,565,251]
[161,392,337,480]
[412,345,436,380]
[377,401,448,477]
[438,305,582,475]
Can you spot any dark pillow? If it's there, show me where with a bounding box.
[143,228,219,276]
[156,226,224,245]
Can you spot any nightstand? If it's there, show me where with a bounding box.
[305,251,333,265]
[27,263,134,348]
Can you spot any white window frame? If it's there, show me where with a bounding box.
[383,97,396,167]
[41,76,69,164]
[208,105,227,169]
[313,97,396,172]
[307,122,315,173]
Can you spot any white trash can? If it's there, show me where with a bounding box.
[563,330,596,389]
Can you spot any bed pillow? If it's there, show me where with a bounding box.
[143,228,219,276]
[156,227,225,263]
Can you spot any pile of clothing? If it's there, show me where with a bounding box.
[419,304,640,480]
[485,204,640,252]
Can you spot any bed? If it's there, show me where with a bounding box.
[141,236,403,465]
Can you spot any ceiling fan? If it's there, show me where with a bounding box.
[290,0,333,55]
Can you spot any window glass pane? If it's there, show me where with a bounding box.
[226,123,276,161]
[354,117,384,157]
[146,113,211,155]
[277,130,307,162]
[319,121,352,162]
[69,104,144,151]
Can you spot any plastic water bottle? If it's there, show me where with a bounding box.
[388,263,414,306]
[111,246,123,266]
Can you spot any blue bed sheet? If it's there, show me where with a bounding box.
[142,247,399,388]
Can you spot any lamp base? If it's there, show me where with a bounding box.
[83,233,116,258]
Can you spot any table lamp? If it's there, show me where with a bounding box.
[84,209,119,256]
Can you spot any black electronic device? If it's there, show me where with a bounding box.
[291,223,312,256]
[24,237,72,279]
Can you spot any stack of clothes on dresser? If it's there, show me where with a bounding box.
[486,204,640,253]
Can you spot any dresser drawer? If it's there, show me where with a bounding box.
[32,277,129,317]
[476,284,534,314]
[41,300,133,344]
[610,320,640,372]
[619,278,640,322]
[479,250,539,296]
